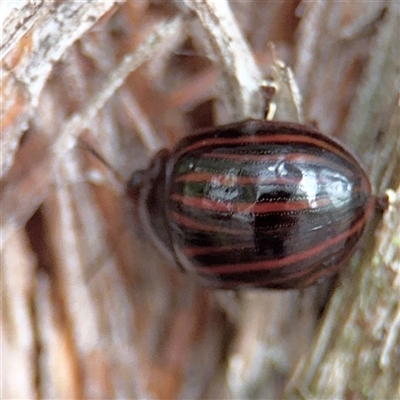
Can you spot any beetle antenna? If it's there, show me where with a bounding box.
[77,138,125,187]
[376,189,396,211]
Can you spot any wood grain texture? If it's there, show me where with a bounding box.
[1,0,121,176]
[1,1,399,399]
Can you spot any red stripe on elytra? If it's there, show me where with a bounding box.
[174,172,304,186]
[177,133,354,165]
[215,246,349,289]
[200,152,354,179]
[174,171,362,195]
[170,211,252,235]
[196,255,339,288]
[171,193,333,214]
[196,204,372,275]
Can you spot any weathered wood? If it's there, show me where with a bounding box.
[2,2,399,399]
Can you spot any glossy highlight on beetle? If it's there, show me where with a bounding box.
[128,120,376,289]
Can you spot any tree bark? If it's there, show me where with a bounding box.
[2,1,399,399]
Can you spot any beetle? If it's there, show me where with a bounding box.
[126,118,384,290]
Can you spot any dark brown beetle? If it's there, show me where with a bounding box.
[127,119,383,289]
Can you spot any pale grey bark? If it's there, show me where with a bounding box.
[1,2,399,399]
